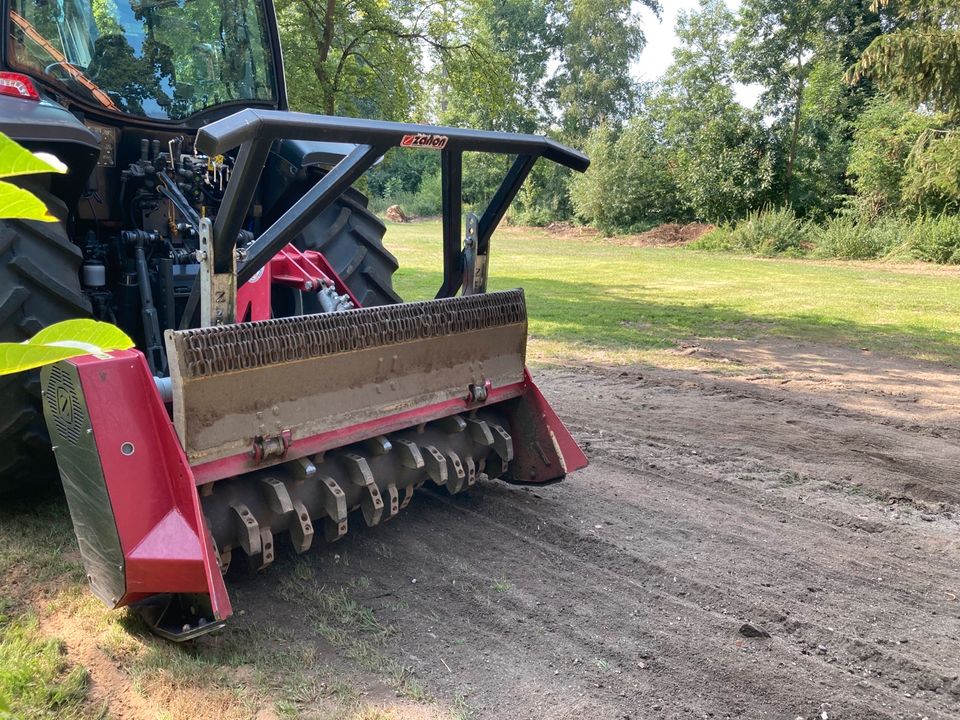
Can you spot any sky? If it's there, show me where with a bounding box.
[633,0,764,108]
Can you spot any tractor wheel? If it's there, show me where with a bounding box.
[292,190,402,307]
[0,192,90,497]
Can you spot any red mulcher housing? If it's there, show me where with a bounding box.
[1,0,588,640]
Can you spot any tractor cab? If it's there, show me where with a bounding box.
[7,0,282,122]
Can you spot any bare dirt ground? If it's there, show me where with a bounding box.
[544,221,714,246]
[221,339,960,720]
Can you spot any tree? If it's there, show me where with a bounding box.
[851,0,960,115]
[791,57,857,217]
[276,0,419,119]
[548,0,659,138]
[436,0,554,132]
[733,0,880,213]
[733,0,829,204]
[655,0,773,221]
[569,120,680,234]
[276,0,499,121]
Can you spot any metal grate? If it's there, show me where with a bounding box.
[44,364,85,446]
[169,289,527,380]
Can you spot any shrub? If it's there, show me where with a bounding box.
[908,214,960,264]
[812,216,907,260]
[370,170,443,218]
[685,207,809,256]
[869,216,913,258]
[728,207,808,256]
[688,224,736,251]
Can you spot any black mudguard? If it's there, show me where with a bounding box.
[0,94,99,203]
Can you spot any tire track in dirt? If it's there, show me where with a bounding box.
[240,341,960,719]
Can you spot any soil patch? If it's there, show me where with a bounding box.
[228,338,960,719]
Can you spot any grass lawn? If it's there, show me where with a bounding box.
[4,221,960,719]
[387,221,960,366]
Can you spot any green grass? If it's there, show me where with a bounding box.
[0,611,92,720]
[0,501,426,719]
[6,219,960,718]
[0,501,95,719]
[384,220,960,365]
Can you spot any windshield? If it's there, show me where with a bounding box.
[9,0,278,120]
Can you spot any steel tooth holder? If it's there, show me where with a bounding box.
[258,527,275,570]
[466,418,495,447]
[399,485,415,511]
[318,475,349,542]
[464,455,477,488]
[421,444,449,486]
[289,499,314,553]
[212,536,231,574]
[232,503,262,557]
[383,482,401,521]
[445,449,468,494]
[343,453,384,527]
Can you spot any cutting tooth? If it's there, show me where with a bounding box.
[232,503,262,556]
[259,527,275,569]
[343,453,384,527]
[290,499,314,553]
[490,424,514,463]
[394,439,425,470]
[288,456,317,480]
[445,450,467,494]
[435,415,467,433]
[210,533,231,574]
[365,436,393,455]
[318,475,348,542]
[384,483,400,520]
[421,444,448,486]
[260,477,295,515]
[464,455,477,488]
[466,418,495,447]
[217,546,232,574]
[399,485,415,510]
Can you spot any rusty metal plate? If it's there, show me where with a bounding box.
[165,290,528,465]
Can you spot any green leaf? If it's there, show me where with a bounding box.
[0,320,135,376]
[0,180,59,222]
[0,132,66,179]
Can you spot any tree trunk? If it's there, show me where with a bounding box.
[312,0,337,115]
[784,55,805,205]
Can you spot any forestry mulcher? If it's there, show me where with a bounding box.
[0,0,588,639]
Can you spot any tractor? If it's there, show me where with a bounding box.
[0,0,589,640]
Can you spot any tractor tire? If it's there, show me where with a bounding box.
[0,193,90,497]
[293,190,402,308]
